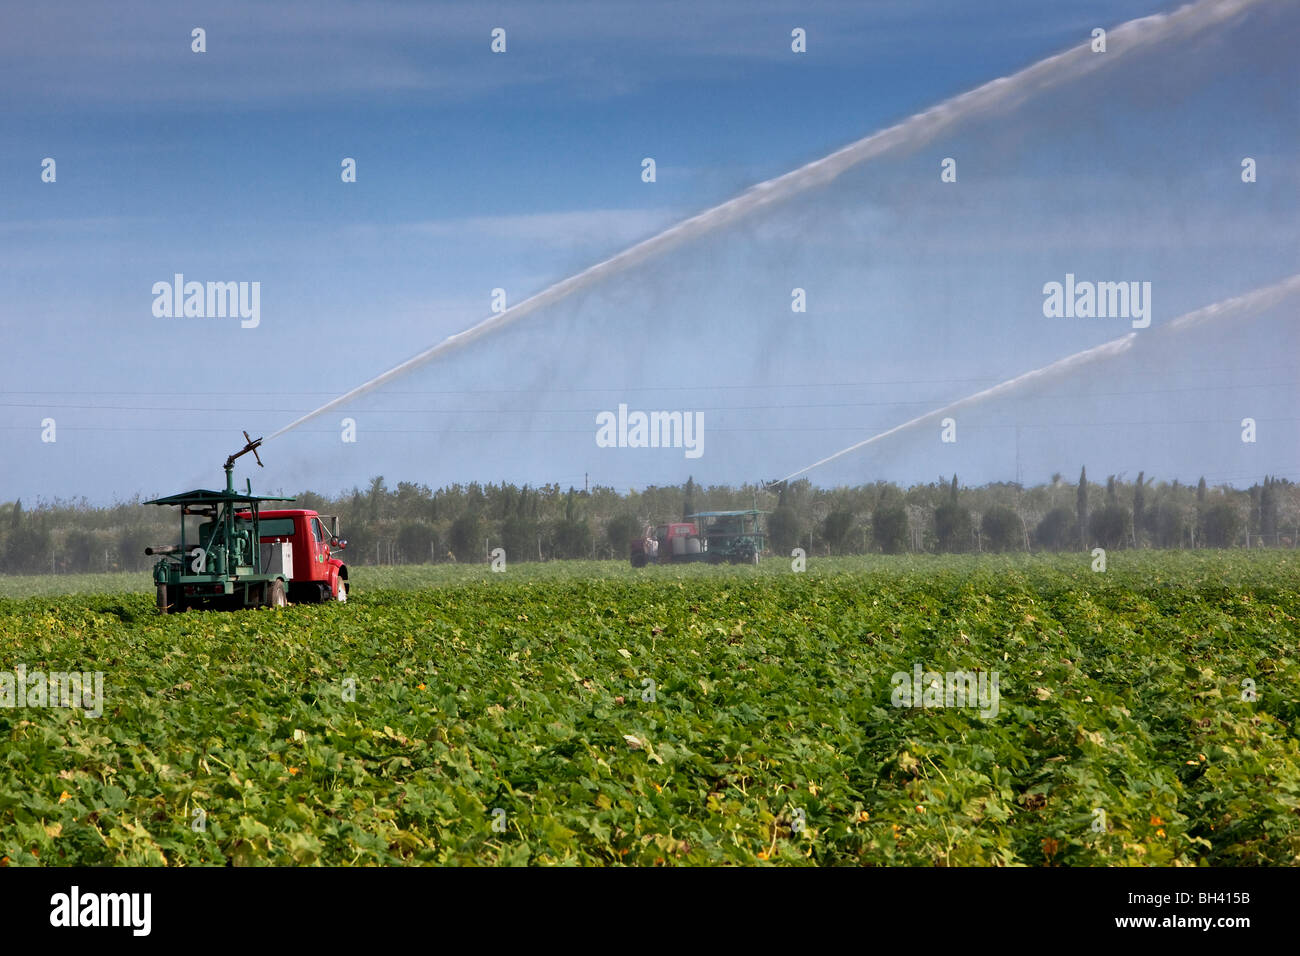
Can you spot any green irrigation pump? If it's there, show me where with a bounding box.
[144,431,297,613]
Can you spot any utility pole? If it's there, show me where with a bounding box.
[584,473,588,494]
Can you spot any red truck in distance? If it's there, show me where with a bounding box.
[629,511,768,567]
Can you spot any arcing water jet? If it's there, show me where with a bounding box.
[772,273,1300,484]
[267,0,1264,442]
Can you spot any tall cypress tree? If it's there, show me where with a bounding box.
[1133,472,1145,545]
[1076,467,1089,549]
[1261,476,1278,542]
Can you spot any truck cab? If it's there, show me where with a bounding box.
[237,509,350,603]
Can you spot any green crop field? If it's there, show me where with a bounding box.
[1,552,1297,866]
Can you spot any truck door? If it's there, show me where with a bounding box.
[309,517,328,579]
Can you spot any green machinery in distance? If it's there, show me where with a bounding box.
[631,510,769,567]
[688,510,768,565]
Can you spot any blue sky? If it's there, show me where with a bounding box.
[2,0,1296,502]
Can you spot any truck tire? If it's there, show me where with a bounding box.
[267,579,287,608]
[157,584,171,614]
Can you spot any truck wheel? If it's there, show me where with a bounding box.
[156,584,171,614]
[267,579,287,608]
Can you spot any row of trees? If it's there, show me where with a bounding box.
[774,469,1279,557]
[1,471,1295,575]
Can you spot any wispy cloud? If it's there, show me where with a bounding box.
[358,208,681,245]
[1,0,1149,107]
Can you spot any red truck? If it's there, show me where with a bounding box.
[629,522,703,566]
[237,509,350,603]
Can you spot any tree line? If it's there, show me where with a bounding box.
[0,471,1294,575]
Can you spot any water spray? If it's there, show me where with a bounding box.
[770,273,1300,485]
[267,0,1264,442]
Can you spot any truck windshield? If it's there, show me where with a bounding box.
[240,517,296,537]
